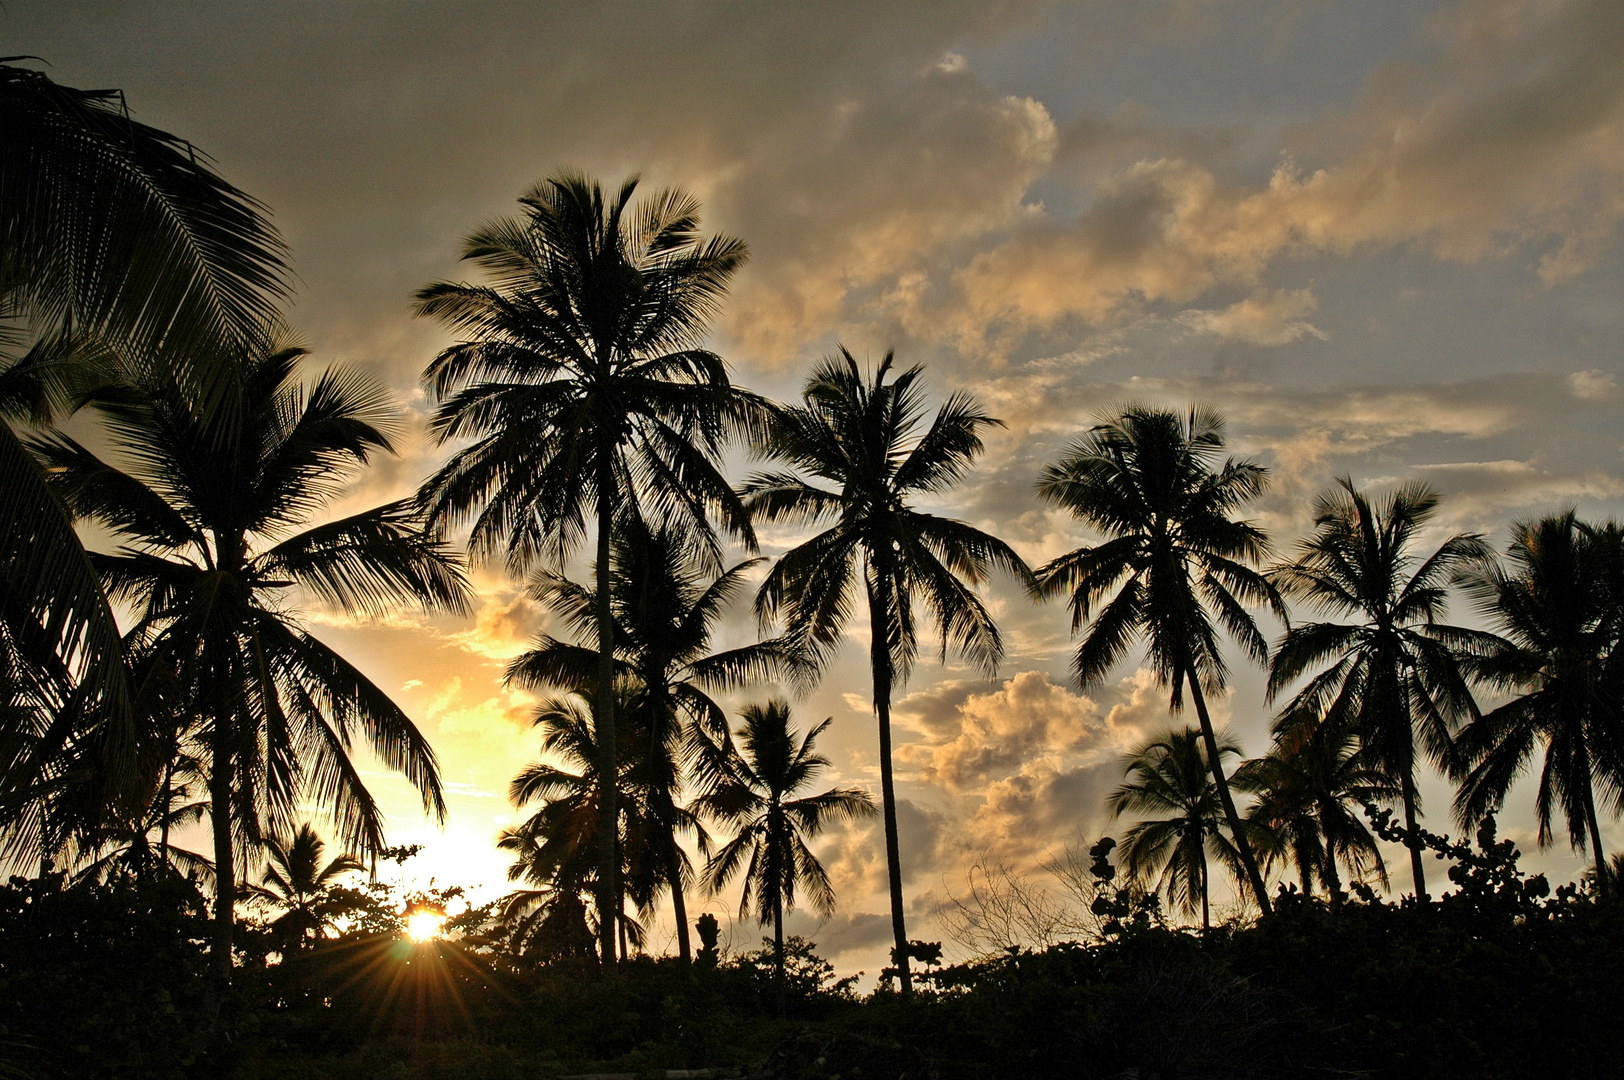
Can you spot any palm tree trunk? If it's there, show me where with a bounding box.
[1399,768,1427,900]
[773,883,786,1016]
[1199,839,1210,931]
[667,833,691,963]
[1322,841,1343,899]
[868,578,911,997]
[158,733,177,872]
[594,472,618,972]
[1185,675,1272,916]
[209,715,235,982]
[1582,768,1608,898]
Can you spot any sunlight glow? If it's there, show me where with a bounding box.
[406,909,446,943]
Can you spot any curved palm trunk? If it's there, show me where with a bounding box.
[208,715,235,982]
[594,470,619,971]
[1399,768,1427,900]
[1581,766,1608,898]
[1185,676,1272,916]
[868,579,911,997]
[666,832,692,963]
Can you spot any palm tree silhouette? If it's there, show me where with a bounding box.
[697,700,874,990]
[1244,717,1395,897]
[1036,406,1282,914]
[1268,478,1486,899]
[415,172,753,967]
[743,349,1028,994]
[508,520,791,961]
[1111,727,1265,929]
[1454,513,1624,891]
[29,340,469,977]
[252,823,364,948]
[1,62,291,845]
[503,689,655,962]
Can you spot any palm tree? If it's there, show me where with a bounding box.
[1,63,291,812]
[415,172,753,967]
[495,823,605,964]
[743,349,1028,993]
[1268,478,1487,899]
[251,823,364,948]
[1036,406,1282,913]
[0,61,288,382]
[1110,727,1266,929]
[697,700,875,989]
[504,689,655,962]
[507,520,791,961]
[1243,716,1395,897]
[1454,513,1624,891]
[29,340,470,976]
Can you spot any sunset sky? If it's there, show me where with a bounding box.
[12,0,1624,975]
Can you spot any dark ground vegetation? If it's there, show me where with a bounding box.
[3,820,1621,1080]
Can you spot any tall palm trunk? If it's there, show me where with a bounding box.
[1198,834,1210,930]
[868,576,911,997]
[1322,838,1343,899]
[209,714,235,981]
[158,749,176,871]
[1186,676,1272,915]
[772,878,786,1014]
[1581,764,1608,897]
[666,832,692,962]
[594,461,619,971]
[1399,767,1427,900]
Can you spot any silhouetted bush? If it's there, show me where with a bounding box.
[0,874,224,1079]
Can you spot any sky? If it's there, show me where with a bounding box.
[11,0,1624,977]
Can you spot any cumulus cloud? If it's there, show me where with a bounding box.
[918,0,1624,347]
[716,80,1059,361]
[449,588,546,661]
[1569,369,1618,401]
[1178,288,1327,346]
[896,670,1163,792]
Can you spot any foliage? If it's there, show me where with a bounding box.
[0,62,293,859]
[507,519,793,960]
[415,170,755,965]
[1110,727,1269,928]
[697,699,875,985]
[1035,404,1284,913]
[744,347,1027,992]
[1454,512,1624,886]
[0,874,227,1080]
[1267,477,1488,899]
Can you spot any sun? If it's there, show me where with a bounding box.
[405,908,446,943]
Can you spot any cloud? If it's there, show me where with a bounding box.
[1411,459,1624,528]
[895,668,1171,794]
[716,78,1059,362]
[449,588,545,661]
[422,677,538,763]
[1569,369,1618,401]
[1178,288,1327,346]
[897,671,1106,792]
[914,0,1624,348]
